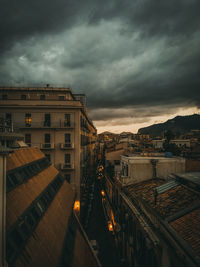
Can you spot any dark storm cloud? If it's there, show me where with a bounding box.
[0,0,200,122]
[0,0,95,53]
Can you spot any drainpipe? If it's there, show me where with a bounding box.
[0,146,12,267]
[151,159,158,179]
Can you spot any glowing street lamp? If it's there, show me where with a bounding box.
[73,200,80,212]
[101,190,105,197]
[108,221,113,232]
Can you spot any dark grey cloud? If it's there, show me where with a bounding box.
[0,0,200,124]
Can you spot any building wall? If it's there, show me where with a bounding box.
[186,159,200,172]
[121,156,185,183]
[0,87,97,202]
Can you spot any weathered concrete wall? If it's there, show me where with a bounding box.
[186,159,200,172]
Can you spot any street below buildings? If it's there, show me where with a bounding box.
[86,178,121,267]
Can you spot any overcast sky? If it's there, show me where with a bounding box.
[0,0,200,133]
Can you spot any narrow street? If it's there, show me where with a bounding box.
[86,178,121,267]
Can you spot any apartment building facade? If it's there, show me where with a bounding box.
[0,86,97,202]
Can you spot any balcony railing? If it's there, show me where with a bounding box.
[13,121,74,129]
[40,143,55,150]
[60,163,74,170]
[60,143,74,149]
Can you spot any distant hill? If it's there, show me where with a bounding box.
[138,114,200,137]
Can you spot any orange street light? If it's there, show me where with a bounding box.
[73,200,80,212]
[108,221,113,232]
[101,190,105,197]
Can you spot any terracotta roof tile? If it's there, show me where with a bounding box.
[6,147,44,171]
[125,178,200,219]
[170,208,200,257]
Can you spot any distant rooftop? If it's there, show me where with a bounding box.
[0,85,71,91]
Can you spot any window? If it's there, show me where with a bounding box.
[65,154,71,164]
[25,134,31,146]
[45,154,51,163]
[65,133,71,147]
[44,114,51,127]
[64,114,71,127]
[21,95,26,100]
[2,94,8,100]
[25,113,31,127]
[44,133,50,147]
[65,174,71,183]
[59,95,65,101]
[6,113,12,121]
[40,94,45,100]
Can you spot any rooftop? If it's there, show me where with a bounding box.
[125,178,200,219]
[0,86,71,92]
[170,207,200,257]
[124,176,200,262]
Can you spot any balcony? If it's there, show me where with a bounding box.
[14,121,74,129]
[60,143,74,149]
[60,163,74,170]
[40,143,55,150]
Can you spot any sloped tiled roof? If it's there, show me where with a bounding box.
[125,178,200,219]
[13,180,74,267]
[170,208,200,257]
[7,165,59,229]
[6,147,44,171]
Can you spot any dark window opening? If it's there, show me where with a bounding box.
[44,133,51,147]
[65,133,71,147]
[21,95,27,100]
[18,220,29,237]
[6,113,12,122]
[65,154,71,164]
[25,134,31,146]
[30,207,41,221]
[40,94,45,100]
[65,174,71,183]
[11,229,23,247]
[64,114,71,127]
[2,94,8,100]
[45,154,51,163]
[44,113,51,127]
[59,95,65,101]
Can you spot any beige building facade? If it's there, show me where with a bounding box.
[119,155,185,184]
[0,86,97,201]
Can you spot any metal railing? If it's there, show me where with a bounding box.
[13,121,74,129]
[40,143,55,149]
[60,143,74,149]
[60,163,74,170]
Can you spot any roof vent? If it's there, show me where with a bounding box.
[154,180,179,205]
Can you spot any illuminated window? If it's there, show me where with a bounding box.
[25,113,31,127]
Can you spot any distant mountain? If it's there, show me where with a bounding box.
[138,114,200,137]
